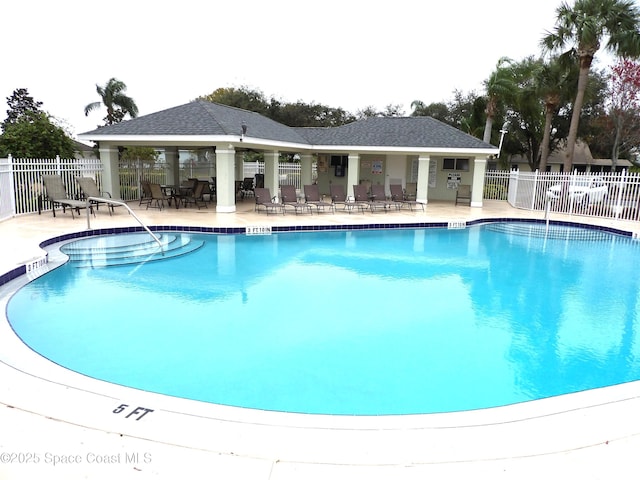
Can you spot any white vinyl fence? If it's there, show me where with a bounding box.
[485,169,640,221]
[1,156,638,222]
[0,157,316,219]
[243,161,317,189]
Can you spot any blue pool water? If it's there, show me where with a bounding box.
[7,223,640,415]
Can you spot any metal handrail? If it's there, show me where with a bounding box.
[85,197,163,251]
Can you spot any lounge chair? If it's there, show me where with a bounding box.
[254,187,284,215]
[303,184,335,213]
[456,184,472,206]
[405,182,417,200]
[75,176,115,215]
[148,182,172,210]
[354,184,386,212]
[281,185,312,215]
[330,184,367,213]
[370,184,401,210]
[42,174,94,219]
[390,184,425,211]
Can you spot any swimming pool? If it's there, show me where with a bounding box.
[6,222,640,415]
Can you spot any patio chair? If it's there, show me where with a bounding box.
[389,184,425,211]
[42,174,94,219]
[281,185,312,215]
[370,184,401,210]
[255,174,265,188]
[303,184,335,214]
[75,176,115,215]
[330,184,367,213]
[354,184,385,212]
[139,180,153,207]
[182,180,208,209]
[254,187,285,215]
[455,184,472,206]
[171,179,196,207]
[148,182,172,210]
[240,177,255,198]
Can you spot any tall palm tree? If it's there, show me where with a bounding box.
[483,57,515,144]
[541,0,640,172]
[535,54,578,171]
[84,78,139,126]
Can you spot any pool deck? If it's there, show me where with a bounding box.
[1,199,640,479]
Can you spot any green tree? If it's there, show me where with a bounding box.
[500,57,546,171]
[483,57,515,144]
[0,111,75,158]
[535,54,578,171]
[199,86,270,116]
[356,104,405,118]
[120,146,159,166]
[200,86,356,127]
[84,78,139,126]
[411,92,486,136]
[2,88,43,131]
[542,0,640,171]
[410,100,449,122]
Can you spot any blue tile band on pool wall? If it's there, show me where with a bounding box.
[0,218,634,288]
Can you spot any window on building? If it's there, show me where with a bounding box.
[442,158,470,171]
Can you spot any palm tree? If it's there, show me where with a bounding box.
[535,55,578,171]
[84,78,139,126]
[483,57,515,144]
[541,0,640,172]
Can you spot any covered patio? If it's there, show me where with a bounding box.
[79,101,499,212]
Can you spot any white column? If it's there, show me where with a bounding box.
[99,145,120,200]
[300,153,313,188]
[235,151,244,181]
[471,156,487,207]
[263,151,280,200]
[215,147,236,213]
[346,153,360,198]
[164,147,179,186]
[416,155,430,204]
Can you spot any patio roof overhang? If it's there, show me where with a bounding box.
[78,133,499,158]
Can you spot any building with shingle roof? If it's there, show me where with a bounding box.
[79,100,499,212]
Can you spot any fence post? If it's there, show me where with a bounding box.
[613,169,626,219]
[508,169,519,206]
[530,170,539,210]
[0,155,17,220]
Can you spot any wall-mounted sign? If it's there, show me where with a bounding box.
[447,172,461,189]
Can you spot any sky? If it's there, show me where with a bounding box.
[0,0,617,141]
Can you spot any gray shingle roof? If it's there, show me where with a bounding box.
[81,101,310,144]
[294,117,494,149]
[81,100,496,151]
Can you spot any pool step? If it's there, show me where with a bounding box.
[485,223,613,241]
[61,233,204,267]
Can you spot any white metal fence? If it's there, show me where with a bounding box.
[485,169,640,221]
[0,157,316,218]
[243,161,316,189]
[1,155,105,219]
[1,157,638,222]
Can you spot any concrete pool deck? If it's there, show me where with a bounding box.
[1,199,640,479]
